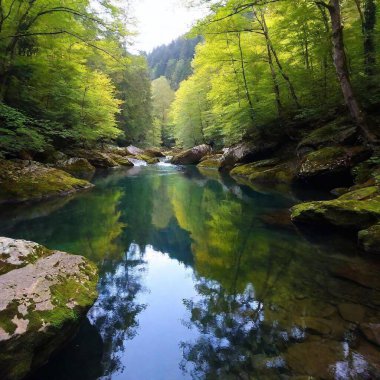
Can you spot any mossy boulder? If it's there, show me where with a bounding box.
[135,154,159,164]
[359,224,380,255]
[143,148,165,158]
[55,158,95,178]
[107,153,134,167]
[291,187,380,229]
[197,154,222,169]
[297,120,358,154]
[68,149,118,168]
[0,160,93,204]
[0,237,98,380]
[231,159,297,185]
[171,144,212,165]
[297,146,372,189]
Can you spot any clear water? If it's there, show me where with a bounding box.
[0,165,379,380]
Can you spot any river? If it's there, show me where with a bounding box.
[0,164,379,379]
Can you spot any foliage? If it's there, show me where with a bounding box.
[170,0,380,148]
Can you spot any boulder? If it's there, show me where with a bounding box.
[291,187,380,230]
[67,149,118,168]
[0,160,93,204]
[197,154,223,169]
[219,140,280,170]
[359,224,380,255]
[231,159,297,185]
[135,154,159,164]
[297,146,372,189]
[55,158,95,178]
[107,154,134,167]
[143,148,165,158]
[0,237,98,380]
[360,323,380,347]
[171,144,212,165]
[297,120,358,154]
[126,145,144,156]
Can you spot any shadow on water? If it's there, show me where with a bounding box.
[1,165,379,380]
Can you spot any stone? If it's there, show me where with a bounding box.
[0,160,93,204]
[360,323,380,347]
[338,303,366,323]
[0,237,98,380]
[285,340,344,379]
[291,188,380,230]
[231,159,298,185]
[135,154,159,164]
[55,158,95,178]
[297,120,358,153]
[219,140,280,170]
[143,148,165,158]
[171,144,212,165]
[197,154,222,169]
[126,145,144,156]
[107,153,134,167]
[359,224,380,255]
[67,149,118,168]
[297,146,372,189]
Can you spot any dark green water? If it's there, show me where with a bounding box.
[0,164,379,380]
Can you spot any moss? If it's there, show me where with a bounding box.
[291,194,380,229]
[231,160,296,185]
[359,224,380,254]
[136,154,159,164]
[197,159,221,169]
[339,186,379,201]
[0,161,93,204]
[0,301,19,335]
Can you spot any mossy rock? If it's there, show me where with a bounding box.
[231,159,297,185]
[298,120,358,153]
[0,237,98,380]
[107,153,134,167]
[0,160,93,204]
[135,154,159,164]
[143,148,165,158]
[197,155,222,169]
[67,149,118,168]
[171,145,212,165]
[359,224,380,255]
[291,189,380,229]
[55,158,95,178]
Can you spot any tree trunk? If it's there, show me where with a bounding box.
[363,0,376,76]
[327,0,376,142]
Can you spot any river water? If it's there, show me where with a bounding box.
[0,164,379,379]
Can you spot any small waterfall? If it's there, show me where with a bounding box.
[128,158,147,167]
[157,156,174,166]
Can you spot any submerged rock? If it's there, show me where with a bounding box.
[0,160,93,204]
[171,144,212,165]
[297,146,371,189]
[55,158,95,178]
[359,224,380,255]
[0,237,98,380]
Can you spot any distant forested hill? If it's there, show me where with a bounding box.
[147,36,202,90]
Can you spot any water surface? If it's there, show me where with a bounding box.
[0,165,379,379]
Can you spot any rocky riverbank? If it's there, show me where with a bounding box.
[170,115,380,253]
[0,145,165,204]
[0,237,98,380]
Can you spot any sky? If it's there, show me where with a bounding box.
[132,0,207,52]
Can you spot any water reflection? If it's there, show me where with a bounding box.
[0,165,379,379]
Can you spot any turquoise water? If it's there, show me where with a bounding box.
[0,164,379,379]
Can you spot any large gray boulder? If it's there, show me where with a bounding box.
[171,144,212,165]
[219,140,280,170]
[0,237,98,380]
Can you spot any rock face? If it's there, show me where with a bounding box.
[219,140,279,170]
[55,158,95,178]
[0,237,98,380]
[0,160,93,204]
[171,144,212,165]
[359,224,380,254]
[296,146,371,188]
[291,187,380,229]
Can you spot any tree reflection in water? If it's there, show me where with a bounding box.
[89,243,147,378]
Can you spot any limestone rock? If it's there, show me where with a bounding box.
[171,144,212,165]
[0,237,98,380]
[0,160,93,204]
